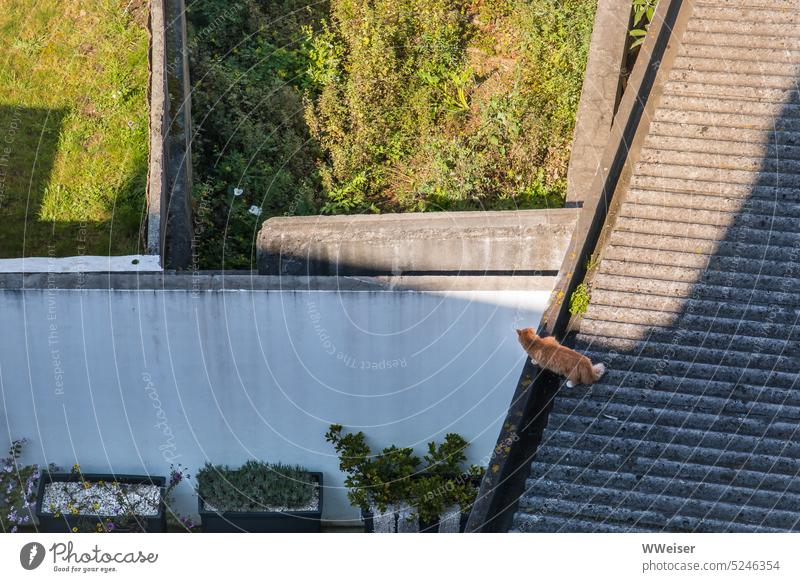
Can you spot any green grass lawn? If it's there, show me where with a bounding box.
[0,0,149,258]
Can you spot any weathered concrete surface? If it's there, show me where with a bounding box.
[146,0,167,257]
[0,255,162,274]
[0,276,552,524]
[163,0,193,269]
[566,0,630,206]
[257,209,578,276]
[0,272,555,292]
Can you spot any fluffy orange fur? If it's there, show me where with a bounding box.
[516,328,605,387]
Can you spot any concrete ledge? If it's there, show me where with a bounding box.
[0,273,555,292]
[257,209,577,276]
[566,0,631,206]
[0,255,162,274]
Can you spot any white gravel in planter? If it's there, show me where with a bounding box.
[205,485,319,513]
[43,482,161,517]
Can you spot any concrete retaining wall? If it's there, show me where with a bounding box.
[566,0,631,206]
[0,274,552,524]
[146,0,193,267]
[257,209,577,276]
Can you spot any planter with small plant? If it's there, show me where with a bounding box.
[325,424,484,533]
[36,466,174,533]
[196,461,322,532]
[1,438,59,533]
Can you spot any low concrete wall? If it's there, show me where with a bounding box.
[257,209,577,276]
[566,0,631,206]
[0,274,552,524]
[146,0,193,267]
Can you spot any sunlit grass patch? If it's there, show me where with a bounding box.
[0,0,149,257]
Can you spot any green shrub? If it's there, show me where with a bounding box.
[305,0,596,213]
[325,424,484,521]
[189,0,596,267]
[196,461,315,511]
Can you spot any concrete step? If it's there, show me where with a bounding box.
[658,94,800,120]
[613,216,800,247]
[575,348,800,408]
[635,162,800,188]
[603,243,796,277]
[592,272,800,307]
[583,286,800,322]
[545,411,800,461]
[649,121,800,148]
[626,188,800,216]
[521,475,800,530]
[685,18,800,39]
[670,68,800,90]
[679,42,800,64]
[664,80,800,103]
[511,511,653,533]
[695,0,798,11]
[574,348,800,394]
[631,172,800,200]
[608,230,800,264]
[552,397,799,442]
[573,332,800,374]
[682,30,800,52]
[598,255,800,289]
[673,56,800,78]
[533,445,800,497]
[556,376,800,422]
[516,493,782,532]
[537,432,800,481]
[693,4,800,25]
[653,107,800,132]
[579,316,799,355]
[639,146,800,174]
[618,202,798,232]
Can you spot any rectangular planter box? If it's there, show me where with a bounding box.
[36,472,167,533]
[199,472,323,533]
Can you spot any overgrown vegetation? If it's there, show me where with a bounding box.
[196,461,316,511]
[189,0,596,268]
[187,0,325,268]
[0,1,149,257]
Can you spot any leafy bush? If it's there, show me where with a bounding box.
[196,461,315,511]
[325,424,484,521]
[188,0,596,268]
[305,0,596,213]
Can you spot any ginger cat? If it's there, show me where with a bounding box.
[516,328,605,387]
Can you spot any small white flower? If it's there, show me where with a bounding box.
[233,187,244,197]
[248,205,262,216]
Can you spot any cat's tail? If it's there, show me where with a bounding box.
[592,363,606,382]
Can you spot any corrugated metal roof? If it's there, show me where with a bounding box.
[513,0,800,532]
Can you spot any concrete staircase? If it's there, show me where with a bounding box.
[512,0,800,532]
